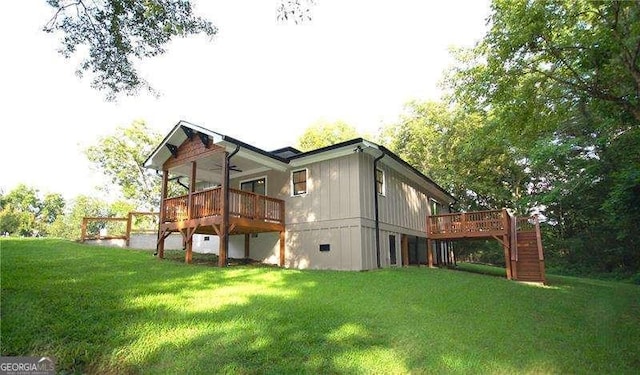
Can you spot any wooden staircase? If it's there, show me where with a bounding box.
[427,209,546,283]
[510,218,545,283]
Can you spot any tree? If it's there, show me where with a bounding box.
[49,195,109,239]
[297,120,359,151]
[85,120,162,210]
[380,101,529,212]
[44,1,318,100]
[0,184,66,236]
[44,0,217,100]
[446,0,640,275]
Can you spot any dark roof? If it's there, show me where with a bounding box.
[287,138,366,160]
[270,146,303,159]
[146,121,454,202]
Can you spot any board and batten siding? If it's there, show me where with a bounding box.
[284,153,364,270]
[359,153,448,268]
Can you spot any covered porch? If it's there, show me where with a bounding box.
[145,121,289,266]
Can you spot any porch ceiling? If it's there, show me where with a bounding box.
[167,151,273,184]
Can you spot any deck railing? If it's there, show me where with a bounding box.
[163,187,285,224]
[427,209,507,237]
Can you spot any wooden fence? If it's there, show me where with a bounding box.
[81,212,159,245]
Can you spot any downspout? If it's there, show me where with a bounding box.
[222,145,241,261]
[373,150,385,269]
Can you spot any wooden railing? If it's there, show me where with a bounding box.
[427,209,508,238]
[163,187,285,224]
[516,216,537,232]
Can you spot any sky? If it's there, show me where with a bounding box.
[0,0,491,201]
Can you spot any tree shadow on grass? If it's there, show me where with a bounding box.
[2,240,639,374]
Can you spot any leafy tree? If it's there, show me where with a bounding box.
[40,193,66,225]
[44,1,318,99]
[0,185,66,236]
[85,120,162,210]
[445,0,640,275]
[297,120,359,151]
[381,101,529,212]
[49,195,109,239]
[44,0,217,100]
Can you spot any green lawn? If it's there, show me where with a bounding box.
[1,239,639,374]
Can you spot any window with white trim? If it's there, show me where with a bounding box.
[292,169,308,196]
[376,169,385,195]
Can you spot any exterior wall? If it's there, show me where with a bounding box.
[226,151,449,271]
[284,153,364,270]
[359,153,449,268]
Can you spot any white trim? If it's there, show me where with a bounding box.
[239,175,268,195]
[290,168,309,197]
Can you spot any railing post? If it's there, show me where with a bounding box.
[280,199,285,224]
[461,213,467,232]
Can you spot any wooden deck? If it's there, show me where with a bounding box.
[427,209,545,283]
[161,187,285,234]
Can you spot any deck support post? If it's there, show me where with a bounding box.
[502,234,512,280]
[185,233,193,264]
[427,238,434,268]
[244,233,250,259]
[279,230,285,267]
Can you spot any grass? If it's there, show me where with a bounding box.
[1,239,639,374]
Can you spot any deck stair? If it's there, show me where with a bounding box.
[427,209,545,283]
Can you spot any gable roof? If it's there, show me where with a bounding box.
[144,120,455,203]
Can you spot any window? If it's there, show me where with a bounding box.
[292,169,307,196]
[376,169,385,195]
[240,177,266,195]
[319,244,330,252]
[430,198,439,216]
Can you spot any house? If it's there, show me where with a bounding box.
[143,120,456,270]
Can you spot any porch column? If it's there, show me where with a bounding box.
[219,151,230,267]
[185,161,197,264]
[157,169,169,259]
[279,230,285,267]
[427,238,434,268]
